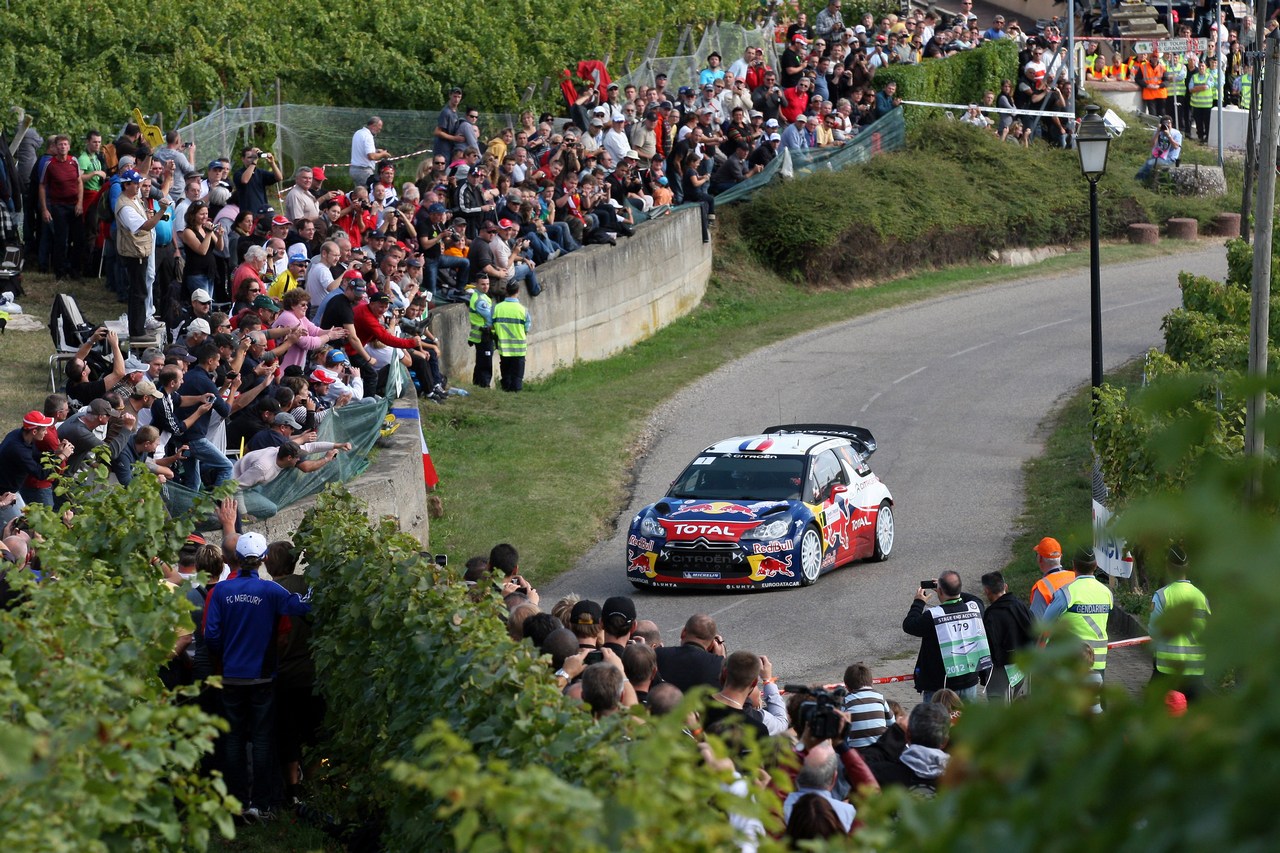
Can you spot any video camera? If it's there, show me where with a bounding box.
[784,684,848,741]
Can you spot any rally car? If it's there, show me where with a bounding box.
[626,424,894,591]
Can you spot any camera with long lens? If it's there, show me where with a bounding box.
[785,684,848,741]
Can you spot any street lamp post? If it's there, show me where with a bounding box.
[1077,105,1112,394]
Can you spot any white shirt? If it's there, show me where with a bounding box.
[305,260,336,306]
[603,128,631,164]
[727,58,750,82]
[351,127,377,170]
[233,440,336,487]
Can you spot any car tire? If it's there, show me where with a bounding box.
[871,501,894,562]
[799,524,823,586]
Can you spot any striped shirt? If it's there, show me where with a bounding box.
[841,687,894,749]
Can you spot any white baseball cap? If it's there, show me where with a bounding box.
[234,532,268,559]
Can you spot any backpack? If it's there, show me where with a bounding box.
[97,180,117,225]
[160,277,186,331]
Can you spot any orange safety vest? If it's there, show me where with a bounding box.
[1140,61,1168,100]
[1108,63,1130,82]
[1031,569,1075,612]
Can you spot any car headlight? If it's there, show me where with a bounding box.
[639,515,665,538]
[742,518,791,540]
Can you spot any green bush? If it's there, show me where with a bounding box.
[0,461,236,851]
[873,41,1020,131]
[295,487,782,850]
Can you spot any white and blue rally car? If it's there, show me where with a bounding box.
[626,424,895,591]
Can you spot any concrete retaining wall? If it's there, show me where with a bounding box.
[250,386,431,547]
[433,206,712,384]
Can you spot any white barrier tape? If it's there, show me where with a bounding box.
[313,145,437,172]
[900,99,1076,119]
[1107,635,1152,649]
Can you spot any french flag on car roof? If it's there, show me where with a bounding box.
[738,437,775,452]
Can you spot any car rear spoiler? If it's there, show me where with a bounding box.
[763,423,877,457]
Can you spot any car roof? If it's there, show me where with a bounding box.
[702,433,842,457]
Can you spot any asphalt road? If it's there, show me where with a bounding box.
[546,247,1227,687]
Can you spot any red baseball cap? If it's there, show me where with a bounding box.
[311,166,327,181]
[271,215,291,227]
[23,410,55,429]
[498,218,516,230]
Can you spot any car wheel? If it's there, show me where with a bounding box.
[799,524,823,586]
[871,501,894,562]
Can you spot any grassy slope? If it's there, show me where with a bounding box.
[1000,362,1147,607]
[737,117,1242,283]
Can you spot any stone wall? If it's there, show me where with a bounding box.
[250,386,431,546]
[432,206,712,383]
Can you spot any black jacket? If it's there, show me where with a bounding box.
[654,642,724,693]
[983,593,1034,669]
[903,596,989,693]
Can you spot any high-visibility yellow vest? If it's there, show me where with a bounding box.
[1189,70,1217,108]
[467,288,491,344]
[1151,580,1209,676]
[1059,576,1113,671]
[492,298,528,357]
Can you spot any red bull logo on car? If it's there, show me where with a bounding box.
[674,501,757,517]
[627,550,658,578]
[747,553,794,581]
[627,534,656,551]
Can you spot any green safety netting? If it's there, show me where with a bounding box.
[166,363,408,522]
[714,108,907,205]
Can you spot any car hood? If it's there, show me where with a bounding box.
[652,498,794,521]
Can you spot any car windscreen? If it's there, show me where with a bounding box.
[669,453,807,501]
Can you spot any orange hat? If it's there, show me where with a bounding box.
[1033,537,1062,559]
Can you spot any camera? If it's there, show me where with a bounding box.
[785,684,848,741]
[585,649,605,665]
[921,579,937,589]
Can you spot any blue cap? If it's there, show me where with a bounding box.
[326,349,348,364]
[288,252,308,264]
[426,202,447,214]
[208,160,224,171]
[119,169,143,183]
[658,176,669,186]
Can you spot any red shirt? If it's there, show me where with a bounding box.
[353,302,418,350]
[43,155,82,205]
[780,87,811,124]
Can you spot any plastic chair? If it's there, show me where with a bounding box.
[48,294,91,391]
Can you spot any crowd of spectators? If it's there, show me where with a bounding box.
[3,4,1106,439]
[456,530,1191,847]
[1080,12,1274,147]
